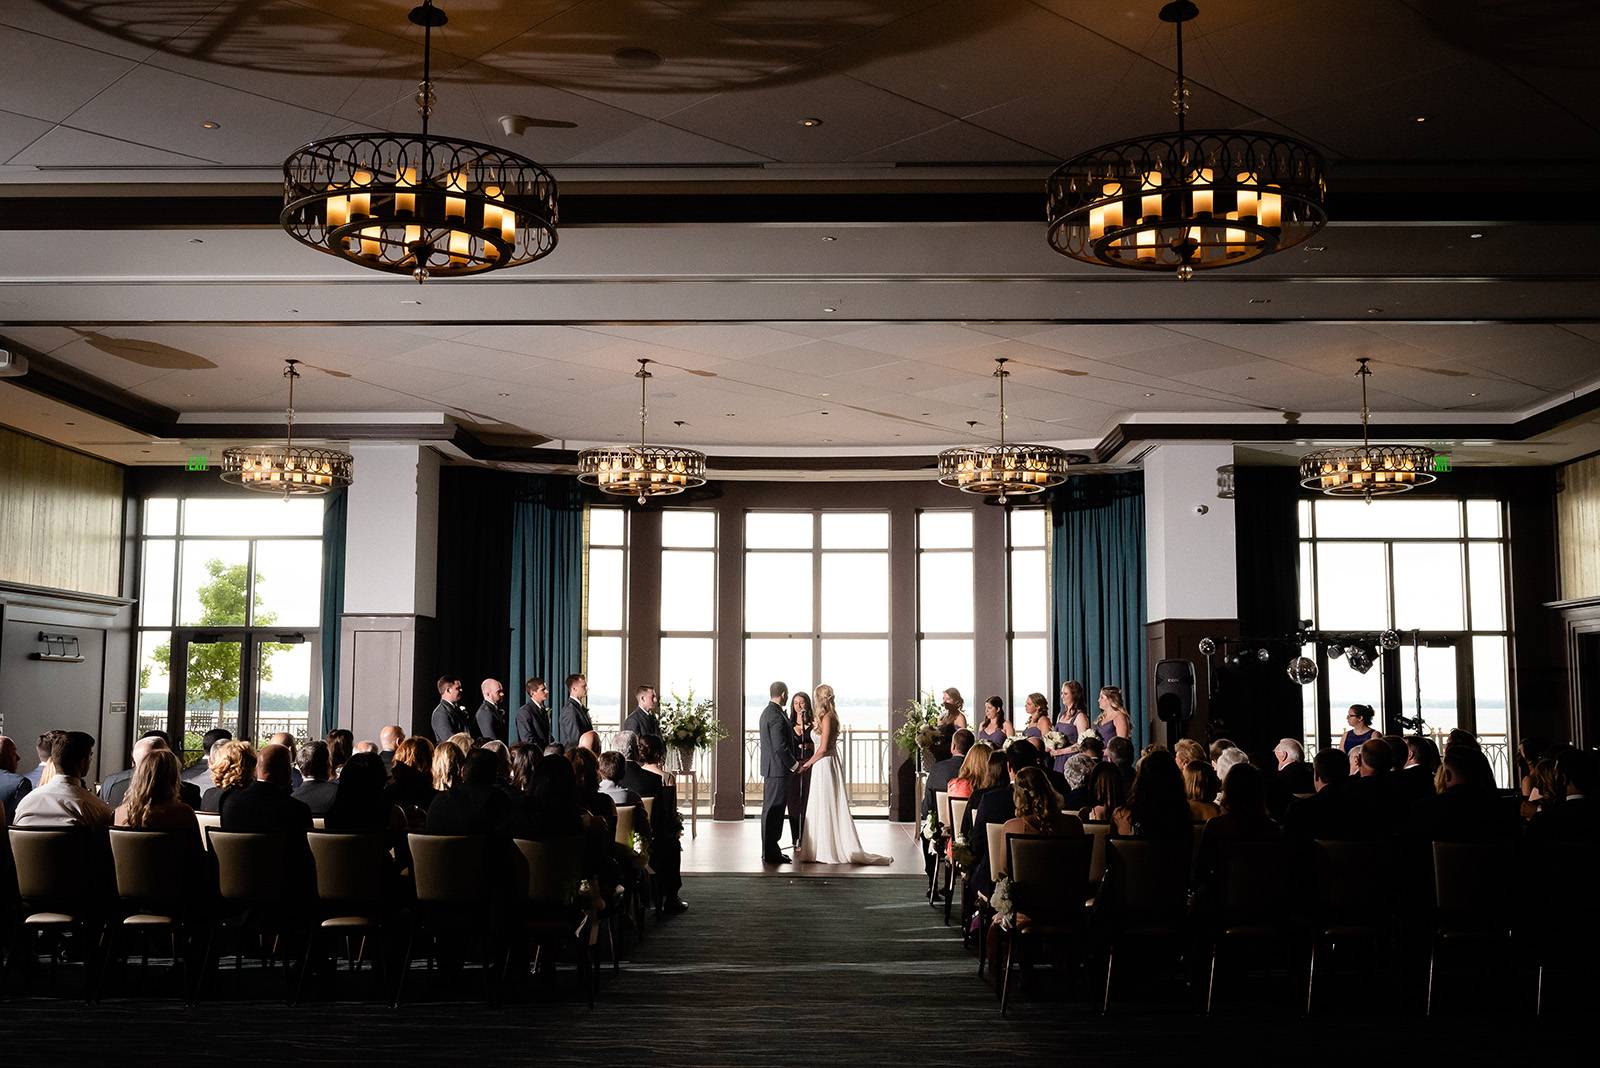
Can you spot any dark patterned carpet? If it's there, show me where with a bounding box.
[0,874,1573,1065]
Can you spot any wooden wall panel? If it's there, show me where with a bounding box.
[0,426,123,596]
[1558,455,1600,601]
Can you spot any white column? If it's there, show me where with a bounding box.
[1144,444,1237,623]
[338,444,440,739]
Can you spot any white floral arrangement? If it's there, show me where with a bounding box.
[1001,735,1018,751]
[991,875,1017,929]
[1044,730,1067,750]
[952,834,975,870]
[921,810,942,842]
[630,830,652,867]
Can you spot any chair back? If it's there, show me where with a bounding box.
[1191,822,1205,861]
[614,804,638,847]
[109,829,191,905]
[986,822,1010,880]
[311,817,327,830]
[1007,834,1093,922]
[408,834,489,904]
[9,827,106,907]
[935,791,952,831]
[1105,839,1190,928]
[1216,841,1289,921]
[209,830,288,902]
[510,837,584,908]
[1523,842,1600,943]
[194,812,222,849]
[641,796,655,824]
[1432,841,1516,929]
[307,832,389,905]
[950,798,970,842]
[1313,840,1388,922]
[1083,821,1113,896]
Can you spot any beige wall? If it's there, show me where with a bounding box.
[0,425,123,596]
[1558,453,1600,601]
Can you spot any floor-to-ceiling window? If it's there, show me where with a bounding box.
[1297,497,1514,784]
[1007,508,1051,718]
[743,510,891,813]
[660,508,716,812]
[135,495,324,765]
[917,510,975,714]
[583,507,627,732]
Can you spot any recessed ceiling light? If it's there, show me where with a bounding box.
[1367,307,1383,314]
[1248,297,1271,304]
[1469,232,1484,239]
[497,392,511,398]
[818,392,830,397]
[822,235,837,242]
[201,120,220,129]
[1413,114,1430,124]
[188,238,204,244]
[920,412,931,416]
[64,421,75,426]
[822,306,836,313]
[724,412,736,417]
[401,299,422,305]
[1469,392,1480,397]
[820,411,830,416]
[1304,246,1327,252]
[1144,392,1155,397]
[799,117,823,127]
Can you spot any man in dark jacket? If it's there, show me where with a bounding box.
[1528,748,1599,843]
[558,674,593,748]
[430,676,474,742]
[514,677,552,749]
[220,743,313,834]
[622,684,663,744]
[291,741,339,817]
[1284,749,1354,841]
[424,749,514,836]
[101,733,201,808]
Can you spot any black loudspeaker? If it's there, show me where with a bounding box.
[1154,659,1195,725]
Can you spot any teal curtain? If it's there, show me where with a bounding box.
[319,487,348,738]
[1050,474,1148,750]
[508,475,584,744]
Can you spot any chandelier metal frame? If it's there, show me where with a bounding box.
[937,358,1071,498]
[1045,1,1327,280]
[1299,358,1437,501]
[577,359,707,505]
[221,359,354,497]
[279,1,557,282]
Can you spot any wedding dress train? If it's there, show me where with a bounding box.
[796,730,892,866]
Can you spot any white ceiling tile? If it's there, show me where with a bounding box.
[8,125,215,167]
[454,325,625,361]
[742,339,903,377]
[0,109,54,162]
[290,1,586,61]
[0,26,139,122]
[825,323,1000,357]
[857,118,1048,163]
[650,324,819,358]
[563,121,769,163]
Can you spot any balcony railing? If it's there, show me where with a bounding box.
[740,728,892,811]
[1302,730,1513,789]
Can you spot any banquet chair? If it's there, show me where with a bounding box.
[104,829,200,1004]
[1096,839,1190,1015]
[505,836,594,1007]
[945,797,970,926]
[401,833,495,1004]
[998,834,1093,1016]
[1428,841,1517,1016]
[201,830,297,1001]
[1305,840,1394,1015]
[296,833,398,1007]
[6,827,111,1001]
[1203,841,1291,1014]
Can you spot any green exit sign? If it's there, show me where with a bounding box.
[186,455,209,472]
[1432,455,1452,473]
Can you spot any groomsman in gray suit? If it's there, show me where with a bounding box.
[758,681,798,864]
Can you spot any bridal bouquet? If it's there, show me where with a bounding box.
[991,876,1017,929]
[660,688,728,751]
[1044,730,1067,750]
[894,691,944,758]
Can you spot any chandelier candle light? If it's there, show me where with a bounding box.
[221,359,353,497]
[280,1,557,282]
[577,359,707,505]
[937,358,1070,498]
[1045,1,1327,280]
[1299,358,1437,502]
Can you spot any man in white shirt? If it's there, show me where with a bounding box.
[13,730,114,829]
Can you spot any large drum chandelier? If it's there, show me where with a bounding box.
[221,359,353,496]
[578,359,707,505]
[1300,359,1437,502]
[1045,1,1326,280]
[280,2,557,282]
[938,358,1071,498]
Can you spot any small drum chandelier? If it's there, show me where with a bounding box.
[577,359,707,505]
[221,359,353,497]
[1045,1,1326,280]
[1300,358,1437,502]
[938,358,1071,498]
[280,1,557,282]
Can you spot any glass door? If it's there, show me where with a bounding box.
[170,632,246,767]
[166,629,315,764]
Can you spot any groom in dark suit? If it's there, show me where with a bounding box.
[758,680,798,865]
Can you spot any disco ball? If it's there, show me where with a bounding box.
[1286,656,1319,685]
[1256,648,1271,663]
[1327,644,1344,659]
[1380,629,1401,650]
[1198,637,1217,656]
[1346,646,1374,674]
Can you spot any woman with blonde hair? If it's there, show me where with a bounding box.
[1052,681,1092,775]
[115,749,198,833]
[1183,761,1221,822]
[1093,685,1132,743]
[200,740,255,812]
[431,740,465,792]
[795,684,891,865]
[1003,766,1082,840]
[1174,737,1207,771]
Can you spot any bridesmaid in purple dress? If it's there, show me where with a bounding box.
[1093,685,1133,745]
[1020,693,1052,746]
[975,696,1014,747]
[1051,680,1091,774]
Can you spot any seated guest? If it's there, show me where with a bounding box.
[1399,735,1442,807]
[326,729,354,778]
[292,741,339,816]
[1077,734,1105,761]
[1061,751,1098,811]
[609,730,640,765]
[1208,738,1237,766]
[1273,738,1314,795]
[326,751,406,833]
[201,740,256,813]
[920,726,962,821]
[1174,738,1207,772]
[1445,728,1479,753]
[636,735,671,783]
[969,745,1035,893]
[962,749,1012,836]
[378,725,405,769]
[1106,736,1135,791]
[577,730,602,755]
[1283,749,1353,841]
[524,756,617,896]
[353,741,379,755]
[1407,745,1518,842]
[1528,748,1598,843]
[1184,761,1221,822]
[622,736,665,797]
[268,732,304,788]
[542,744,565,758]
[432,740,465,793]
[1214,748,1252,800]
[568,747,618,834]
[1081,760,1128,822]
[598,751,642,808]
[1517,735,1552,801]
[219,743,313,834]
[24,730,65,788]
[425,749,514,836]
[103,734,202,810]
[387,736,437,817]
[479,740,513,790]
[183,728,232,789]
[508,743,541,796]
[0,734,32,819]
[997,768,1084,889]
[1114,749,1193,839]
[447,731,475,757]
[114,749,198,835]
[1524,757,1565,823]
[1194,762,1281,887]
[13,730,114,828]
[1342,737,1400,830]
[947,742,992,805]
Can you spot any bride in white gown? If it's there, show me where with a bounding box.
[795,684,892,865]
